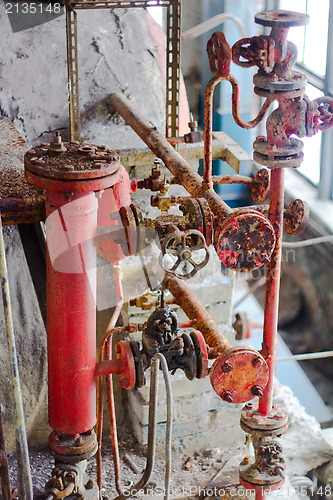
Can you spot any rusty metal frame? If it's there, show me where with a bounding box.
[65,0,181,141]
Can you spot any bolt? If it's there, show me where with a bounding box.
[251,385,264,397]
[85,479,95,490]
[221,391,233,403]
[275,467,285,479]
[258,446,266,455]
[225,255,237,266]
[75,435,84,447]
[48,131,66,154]
[63,164,75,171]
[240,456,250,465]
[221,362,233,373]
[252,357,261,367]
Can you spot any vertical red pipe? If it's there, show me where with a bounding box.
[46,191,98,433]
[259,168,285,416]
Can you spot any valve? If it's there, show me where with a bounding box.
[142,306,179,355]
[239,402,288,493]
[160,229,210,279]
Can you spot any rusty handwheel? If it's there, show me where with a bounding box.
[160,229,210,279]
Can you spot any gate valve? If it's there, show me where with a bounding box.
[142,306,179,355]
[137,158,165,191]
[95,340,136,389]
[160,229,210,279]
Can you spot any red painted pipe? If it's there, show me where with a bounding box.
[46,191,98,434]
[259,168,285,417]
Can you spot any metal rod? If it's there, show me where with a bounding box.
[259,168,285,417]
[0,216,33,500]
[166,276,233,355]
[0,405,11,500]
[152,353,173,500]
[277,350,333,362]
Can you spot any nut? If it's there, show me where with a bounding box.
[221,362,233,373]
[221,391,233,403]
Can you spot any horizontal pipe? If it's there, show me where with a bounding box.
[166,276,232,355]
[95,359,122,377]
[212,174,256,185]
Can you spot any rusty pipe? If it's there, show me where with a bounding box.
[96,266,124,493]
[110,92,232,220]
[259,168,285,416]
[203,74,271,189]
[166,276,269,404]
[166,276,233,355]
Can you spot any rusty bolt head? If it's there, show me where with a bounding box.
[251,385,264,397]
[63,164,75,172]
[48,131,67,154]
[221,362,233,373]
[221,391,233,403]
[225,255,238,267]
[258,446,266,455]
[241,456,250,465]
[85,479,95,490]
[75,435,84,447]
[252,357,261,367]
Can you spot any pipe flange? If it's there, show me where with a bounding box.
[254,10,309,28]
[254,86,305,100]
[214,209,276,272]
[254,137,304,157]
[240,403,289,437]
[284,199,309,235]
[115,340,136,389]
[190,330,209,379]
[253,72,307,92]
[25,135,121,192]
[209,347,268,404]
[49,431,98,462]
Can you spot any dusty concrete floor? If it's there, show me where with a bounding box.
[7,423,248,499]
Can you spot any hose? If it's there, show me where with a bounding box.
[113,354,173,500]
[282,234,333,248]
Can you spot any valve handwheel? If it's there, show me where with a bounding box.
[160,229,209,279]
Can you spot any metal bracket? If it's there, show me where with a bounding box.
[65,0,181,140]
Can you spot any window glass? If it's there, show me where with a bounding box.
[303,1,329,76]
[279,0,329,76]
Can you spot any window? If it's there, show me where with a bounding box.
[270,0,333,198]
